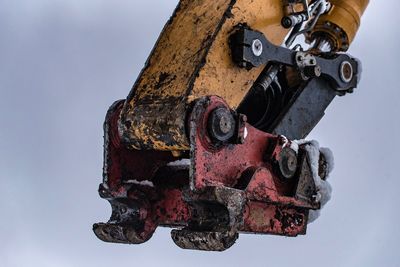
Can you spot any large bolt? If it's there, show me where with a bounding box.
[208,107,236,143]
[340,61,353,83]
[278,147,298,179]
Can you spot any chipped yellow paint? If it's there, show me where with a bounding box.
[189,0,289,109]
[120,0,289,151]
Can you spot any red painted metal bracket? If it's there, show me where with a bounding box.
[94,96,322,251]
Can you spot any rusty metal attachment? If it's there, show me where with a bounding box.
[94,0,368,252]
[94,96,331,251]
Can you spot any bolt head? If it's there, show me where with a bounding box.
[304,65,322,78]
[340,61,353,83]
[208,108,236,143]
[278,147,298,179]
[281,17,293,28]
[252,39,263,57]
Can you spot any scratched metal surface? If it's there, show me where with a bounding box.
[0,1,399,267]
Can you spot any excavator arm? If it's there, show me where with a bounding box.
[93,0,369,251]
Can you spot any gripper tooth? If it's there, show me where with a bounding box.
[171,229,238,252]
[93,223,153,244]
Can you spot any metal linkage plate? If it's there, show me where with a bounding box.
[230,25,359,91]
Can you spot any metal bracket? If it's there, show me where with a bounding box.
[295,51,322,80]
[230,26,359,92]
[271,78,337,140]
[94,96,328,251]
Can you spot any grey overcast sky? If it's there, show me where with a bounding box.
[0,1,399,266]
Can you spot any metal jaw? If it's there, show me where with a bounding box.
[94,96,329,251]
